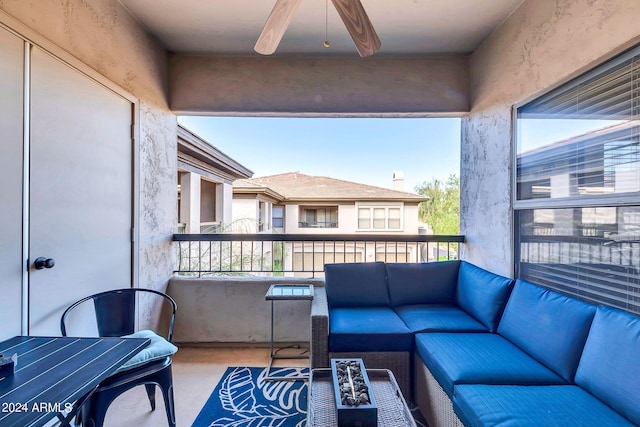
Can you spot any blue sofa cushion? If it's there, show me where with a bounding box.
[395,304,487,333]
[575,306,640,425]
[329,307,412,352]
[455,262,513,332]
[386,261,459,307]
[453,385,635,427]
[324,262,389,308]
[497,280,596,382]
[415,333,565,397]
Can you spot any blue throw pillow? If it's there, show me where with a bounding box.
[324,262,389,308]
[455,262,514,332]
[115,330,178,374]
[386,261,459,307]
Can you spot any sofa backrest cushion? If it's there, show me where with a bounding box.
[575,306,640,425]
[324,262,389,308]
[455,261,514,332]
[498,280,596,382]
[386,261,459,307]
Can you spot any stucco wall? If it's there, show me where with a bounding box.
[0,0,177,328]
[169,55,469,116]
[461,0,640,276]
[138,103,177,329]
[232,198,260,232]
[0,0,168,107]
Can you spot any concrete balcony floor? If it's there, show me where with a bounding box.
[105,347,308,426]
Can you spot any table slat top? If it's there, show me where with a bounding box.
[0,336,149,427]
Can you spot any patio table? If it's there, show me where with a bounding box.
[308,368,417,427]
[0,335,149,427]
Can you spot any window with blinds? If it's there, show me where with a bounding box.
[515,45,640,314]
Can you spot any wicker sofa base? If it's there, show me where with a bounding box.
[329,351,411,400]
[415,353,464,427]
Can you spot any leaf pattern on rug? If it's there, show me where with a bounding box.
[207,367,307,427]
[257,367,308,414]
[219,367,257,413]
[209,414,293,427]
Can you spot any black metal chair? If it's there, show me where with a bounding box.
[61,288,177,427]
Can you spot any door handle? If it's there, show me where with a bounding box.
[34,257,55,270]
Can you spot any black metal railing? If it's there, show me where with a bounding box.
[174,233,465,277]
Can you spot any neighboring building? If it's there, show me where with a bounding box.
[232,172,429,273]
[177,125,253,233]
[229,179,286,234]
[233,172,427,234]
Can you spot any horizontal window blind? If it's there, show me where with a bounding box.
[515,44,640,315]
[515,208,640,314]
[519,48,640,120]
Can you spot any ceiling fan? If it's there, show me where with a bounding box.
[254,0,381,57]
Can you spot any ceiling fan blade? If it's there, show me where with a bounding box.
[331,0,381,57]
[254,0,303,55]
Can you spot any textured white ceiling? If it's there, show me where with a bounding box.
[120,0,524,56]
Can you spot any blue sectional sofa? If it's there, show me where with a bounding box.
[309,260,640,426]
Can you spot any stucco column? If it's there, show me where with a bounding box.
[460,108,513,277]
[216,182,233,227]
[179,171,201,233]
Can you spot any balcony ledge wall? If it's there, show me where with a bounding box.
[168,276,325,344]
[461,0,640,276]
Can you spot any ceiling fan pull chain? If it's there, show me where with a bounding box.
[324,0,330,48]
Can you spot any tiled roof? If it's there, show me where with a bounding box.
[234,172,427,202]
[233,179,267,189]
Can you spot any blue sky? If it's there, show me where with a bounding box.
[178,116,461,192]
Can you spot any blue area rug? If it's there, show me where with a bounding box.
[192,367,308,427]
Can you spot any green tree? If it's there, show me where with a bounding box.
[415,174,460,235]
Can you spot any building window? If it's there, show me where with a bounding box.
[388,208,401,229]
[358,208,371,229]
[299,206,338,228]
[357,204,403,231]
[515,44,640,314]
[273,206,284,229]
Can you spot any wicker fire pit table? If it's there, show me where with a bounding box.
[308,368,417,427]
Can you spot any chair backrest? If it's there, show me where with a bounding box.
[61,288,177,341]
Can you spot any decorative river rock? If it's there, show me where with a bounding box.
[330,358,378,427]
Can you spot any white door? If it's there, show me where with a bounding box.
[28,47,133,336]
[0,27,25,340]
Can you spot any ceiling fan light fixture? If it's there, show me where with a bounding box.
[323,0,330,48]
